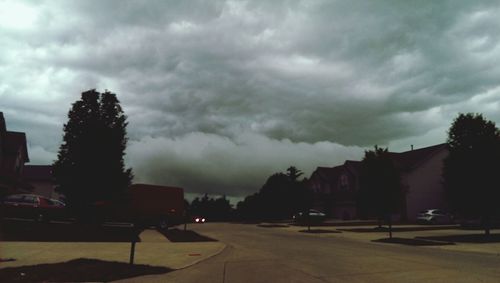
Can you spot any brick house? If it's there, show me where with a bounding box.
[307,160,361,220]
[0,112,30,196]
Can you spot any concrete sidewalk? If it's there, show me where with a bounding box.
[0,229,225,270]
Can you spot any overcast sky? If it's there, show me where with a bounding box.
[2,1,500,202]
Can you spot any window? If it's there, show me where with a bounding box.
[5,194,23,202]
[21,195,37,204]
[340,174,349,190]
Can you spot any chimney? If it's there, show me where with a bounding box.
[0,112,5,162]
[0,112,5,134]
[411,145,414,151]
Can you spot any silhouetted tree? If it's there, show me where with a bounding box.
[286,166,303,182]
[359,146,402,238]
[236,167,312,221]
[260,173,293,220]
[443,113,500,235]
[53,90,133,220]
[237,193,264,221]
[189,194,233,221]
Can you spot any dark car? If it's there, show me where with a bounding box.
[0,194,66,222]
[293,209,326,223]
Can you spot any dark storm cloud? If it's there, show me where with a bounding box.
[2,0,500,198]
[127,132,363,196]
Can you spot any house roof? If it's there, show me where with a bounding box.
[23,165,53,181]
[312,166,344,184]
[388,143,447,171]
[344,160,362,176]
[309,143,447,181]
[4,131,29,162]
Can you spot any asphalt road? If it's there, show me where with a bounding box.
[139,223,500,282]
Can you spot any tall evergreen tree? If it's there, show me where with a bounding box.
[53,90,133,213]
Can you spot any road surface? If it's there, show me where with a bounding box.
[128,223,500,282]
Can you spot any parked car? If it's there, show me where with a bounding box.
[193,216,206,223]
[0,194,67,222]
[416,209,454,224]
[293,209,326,223]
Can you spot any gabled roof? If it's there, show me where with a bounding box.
[308,143,447,190]
[312,166,344,184]
[23,165,53,181]
[4,131,29,162]
[344,160,362,176]
[389,143,447,171]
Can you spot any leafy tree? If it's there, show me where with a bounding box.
[53,90,133,218]
[236,193,262,221]
[443,113,500,235]
[260,173,293,220]
[236,166,312,221]
[359,146,402,238]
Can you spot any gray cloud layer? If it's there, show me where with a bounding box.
[2,1,500,198]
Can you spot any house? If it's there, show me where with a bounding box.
[392,143,448,221]
[307,143,449,221]
[0,112,31,196]
[22,165,59,199]
[307,160,361,220]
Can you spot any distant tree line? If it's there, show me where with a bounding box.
[185,166,312,222]
[187,194,233,221]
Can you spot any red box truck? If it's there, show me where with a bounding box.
[102,183,185,229]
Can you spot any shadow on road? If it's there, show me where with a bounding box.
[372,237,455,246]
[0,220,141,242]
[0,258,171,282]
[416,234,500,243]
[299,229,341,234]
[291,221,378,227]
[257,224,290,228]
[339,225,459,233]
[157,228,218,242]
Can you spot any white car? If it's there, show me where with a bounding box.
[416,209,454,224]
[293,209,326,223]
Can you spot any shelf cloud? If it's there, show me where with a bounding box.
[2,1,500,199]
